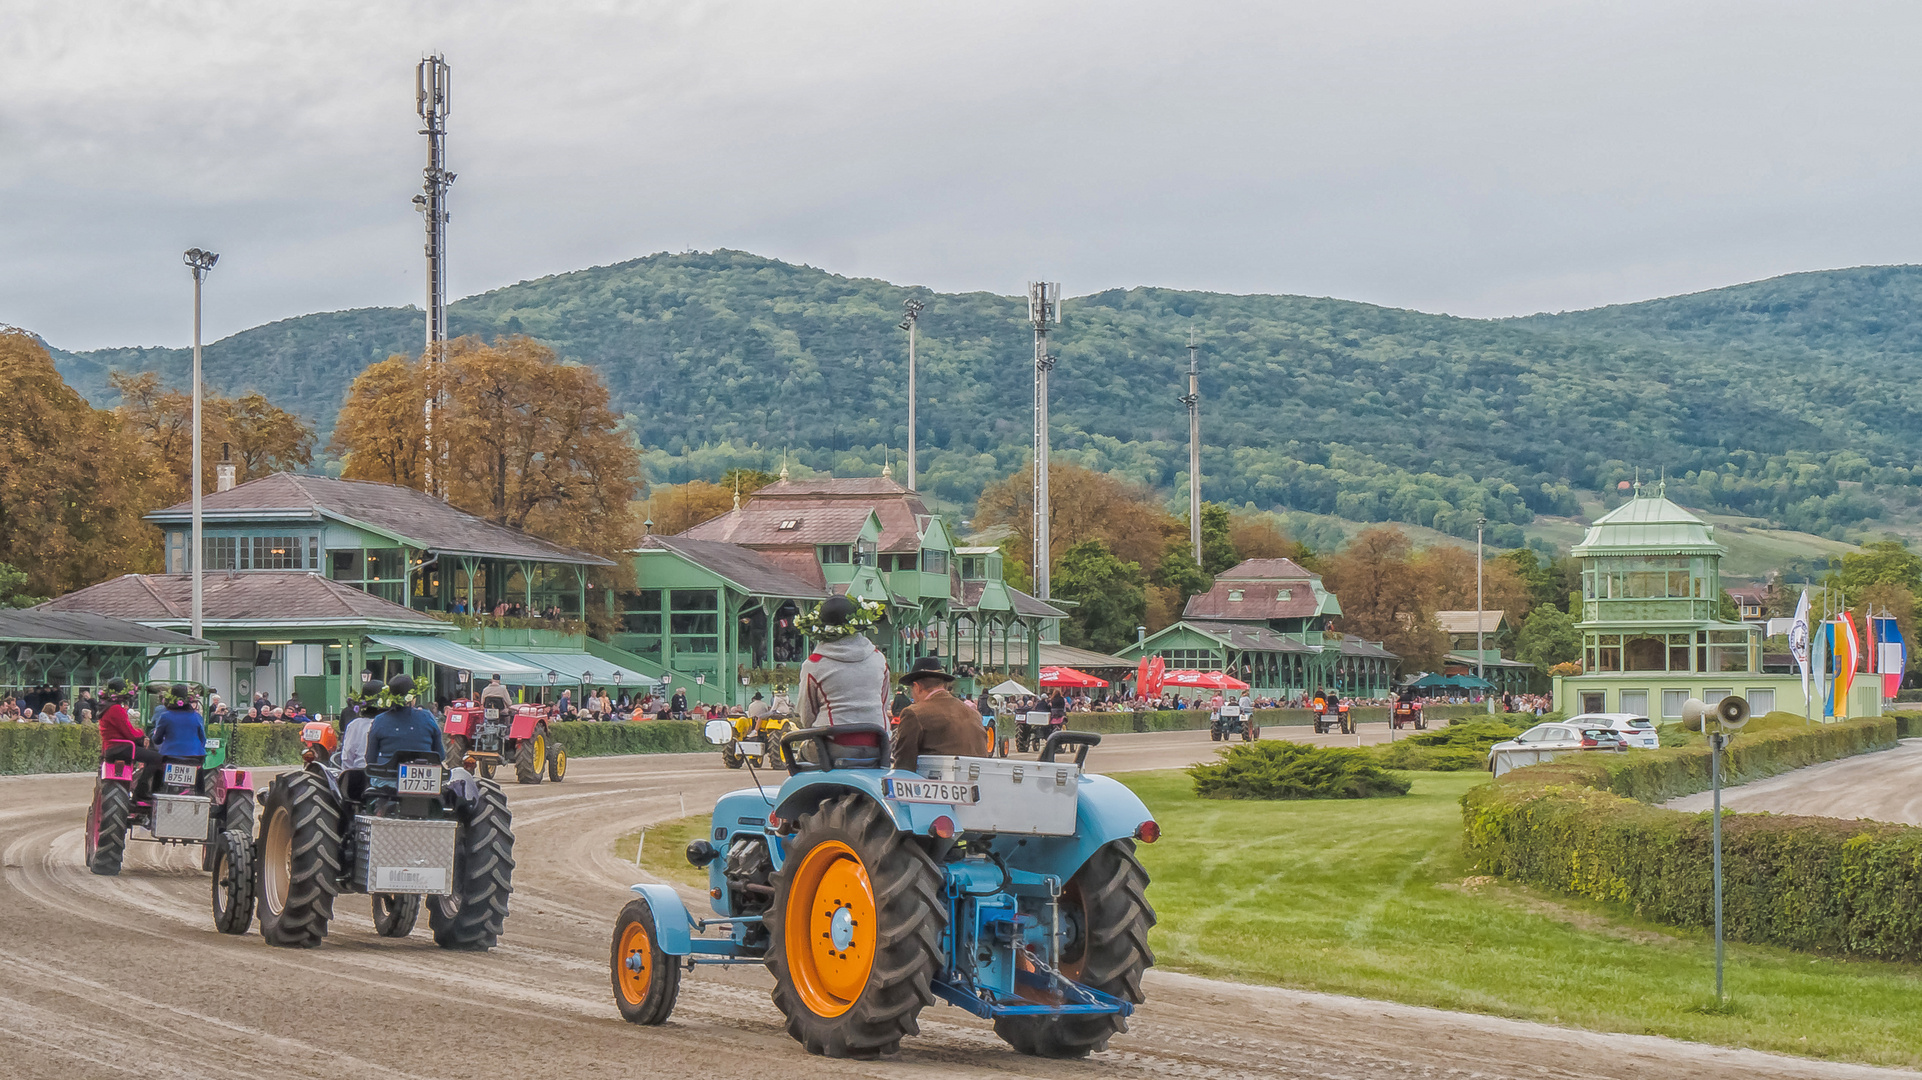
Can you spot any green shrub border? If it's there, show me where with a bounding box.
[1461,716,1922,958]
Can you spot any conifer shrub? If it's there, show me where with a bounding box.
[1190,741,1411,800]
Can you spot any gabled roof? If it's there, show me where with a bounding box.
[1572,490,1725,557]
[1183,620,1319,654]
[1338,635,1398,660]
[637,535,829,599]
[146,473,610,567]
[680,505,876,548]
[0,609,208,650]
[1436,610,1506,635]
[39,572,445,631]
[1183,570,1340,620]
[1007,587,1067,620]
[744,476,942,554]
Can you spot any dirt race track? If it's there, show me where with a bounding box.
[4,728,1914,1080]
[1666,737,1922,823]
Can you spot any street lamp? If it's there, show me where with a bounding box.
[1476,515,1488,713]
[900,298,923,492]
[184,248,219,685]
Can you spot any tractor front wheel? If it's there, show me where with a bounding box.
[373,893,421,937]
[994,840,1155,1058]
[547,742,567,783]
[211,828,255,935]
[86,780,131,876]
[612,896,682,1025]
[767,792,942,1058]
[431,778,513,950]
[255,770,341,948]
[515,728,546,785]
[443,734,469,770]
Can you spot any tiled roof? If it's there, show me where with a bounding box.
[147,473,610,566]
[1436,610,1506,635]
[744,476,937,553]
[758,549,828,589]
[1215,558,1319,581]
[1338,635,1398,660]
[680,505,874,547]
[1007,587,1067,619]
[1183,575,1336,620]
[39,572,444,628]
[1183,620,1319,654]
[638,536,828,599]
[1,609,208,649]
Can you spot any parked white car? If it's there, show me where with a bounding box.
[1486,721,1628,776]
[1570,712,1659,749]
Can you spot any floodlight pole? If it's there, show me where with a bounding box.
[1029,282,1060,600]
[900,298,923,492]
[415,54,454,497]
[184,248,220,684]
[1181,333,1202,564]
[1477,516,1489,713]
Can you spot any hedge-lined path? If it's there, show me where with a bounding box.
[0,735,1909,1079]
[1665,738,1922,822]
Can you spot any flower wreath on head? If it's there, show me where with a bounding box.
[793,597,888,641]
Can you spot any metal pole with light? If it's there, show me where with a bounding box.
[1682,694,1750,1002]
[1181,332,1202,565]
[184,248,219,683]
[900,298,923,492]
[1476,515,1488,712]
[1028,282,1060,600]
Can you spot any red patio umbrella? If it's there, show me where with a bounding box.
[1040,665,1108,689]
[1159,669,1251,691]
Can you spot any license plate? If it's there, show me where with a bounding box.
[164,763,197,787]
[737,741,764,756]
[374,866,448,892]
[397,764,442,794]
[883,778,980,805]
[203,738,222,750]
[484,708,500,720]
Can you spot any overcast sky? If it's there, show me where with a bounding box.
[5,0,1920,350]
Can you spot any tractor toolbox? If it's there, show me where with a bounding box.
[912,755,1080,835]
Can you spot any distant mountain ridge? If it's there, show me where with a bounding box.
[38,253,1922,545]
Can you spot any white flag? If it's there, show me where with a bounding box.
[1789,588,1812,701]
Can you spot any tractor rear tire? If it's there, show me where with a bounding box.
[207,789,256,870]
[443,734,469,770]
[374,893,421,937]
[431,778,513,950]
[721,744,745,770]
[87,781,131,876]
[612,895,682,1025]
[211,828,255,935]
[766,792,943,1058]
[547,743,567,782]
[255,770,341,948]
[994,840,1155,1058]
[515,728,546,785]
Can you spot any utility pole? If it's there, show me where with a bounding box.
[1180,332,1202,564]
[1028,282,1061,600]
[1477,515,1489,713]
[900,298,923,492]
[184,248,219,683]
[414,54,454,496]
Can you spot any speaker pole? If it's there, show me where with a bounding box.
[1711,727,1724,1002]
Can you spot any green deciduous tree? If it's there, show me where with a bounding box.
[1052,540,1146,654]
[1833,540,1922,603]
[1514,604,1582,670]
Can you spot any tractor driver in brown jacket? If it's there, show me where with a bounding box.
[891,658,990,769]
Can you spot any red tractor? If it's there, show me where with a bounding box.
[442,700,566,784]
[1391,699,1427,730]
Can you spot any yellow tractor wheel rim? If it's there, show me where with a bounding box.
[784,840,876,1017]
[616,921,653,1005]
[552,748,567,778]
[531,731,545,764]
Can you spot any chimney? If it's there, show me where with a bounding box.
[216,443,237,493]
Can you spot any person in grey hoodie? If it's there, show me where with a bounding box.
[798,595,890,732]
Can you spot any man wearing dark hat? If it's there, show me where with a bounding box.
[892,658,989,768]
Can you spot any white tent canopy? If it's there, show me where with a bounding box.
[987,680,1034,697]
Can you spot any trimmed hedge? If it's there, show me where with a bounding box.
[547,720,706,756]
[1372,717,1526,772]
[1461,715,1919,958]
[1190,741,1411,800]
[0,724,103,776]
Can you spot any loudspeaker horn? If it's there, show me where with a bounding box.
[1680,697,1707,732]
[1716,694,1750,730]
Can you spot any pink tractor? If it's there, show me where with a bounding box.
[87,722,257,936]
[442,700,566,784]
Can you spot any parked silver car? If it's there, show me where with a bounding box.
[1569,712,1659,749]
[1486,721,1627,775]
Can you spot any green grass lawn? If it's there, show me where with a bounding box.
[1126,770,1922,1069]
[615,816,710,889]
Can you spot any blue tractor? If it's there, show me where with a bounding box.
[610,722,1159,1059]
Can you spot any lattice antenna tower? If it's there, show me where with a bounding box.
[1029,282,1062,600]
[1182,329,1202,563]
[414,54,455,495]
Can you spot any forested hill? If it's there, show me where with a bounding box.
[42,254,1922,545]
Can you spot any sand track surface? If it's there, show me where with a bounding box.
[3,729,1911,1079]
